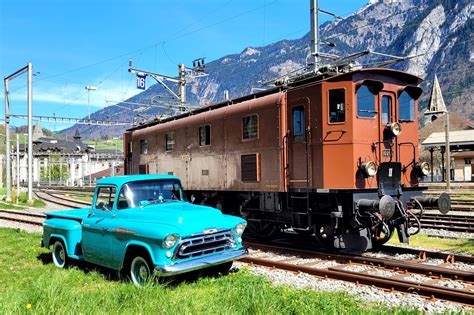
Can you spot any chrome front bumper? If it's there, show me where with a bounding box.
[154,248,248,277]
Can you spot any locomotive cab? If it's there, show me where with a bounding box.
[305,69,450,250]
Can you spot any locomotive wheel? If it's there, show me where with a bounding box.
[314,224,334,249]
[247,221,281,239]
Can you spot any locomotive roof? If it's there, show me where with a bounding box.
[127,68,422,132]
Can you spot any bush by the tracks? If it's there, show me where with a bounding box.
[0,228,421,314]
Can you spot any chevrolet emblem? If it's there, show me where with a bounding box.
[203,228,217,234]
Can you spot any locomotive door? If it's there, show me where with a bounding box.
[287,100,311,192]
[378,92,397,162]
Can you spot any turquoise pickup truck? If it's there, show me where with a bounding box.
[42,174,247,286]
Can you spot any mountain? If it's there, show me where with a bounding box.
[59,0,473,139]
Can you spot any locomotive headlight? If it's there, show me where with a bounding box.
[389,122,401,137]
[414,162,431,177]
[235,223,247,236]
[163,234,180,249]
[360,161,377,177]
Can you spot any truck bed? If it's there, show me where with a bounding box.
[45,208,90,222]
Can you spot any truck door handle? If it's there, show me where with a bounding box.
[87,212,95,218]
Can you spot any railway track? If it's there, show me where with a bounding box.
[33,190,90,209]
[0,209,44,227]
[419,213,474,234]
[241,242,474,305]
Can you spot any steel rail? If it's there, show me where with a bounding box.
[244,242,474,281]
[34,190,89,209]
[241,243,474,304]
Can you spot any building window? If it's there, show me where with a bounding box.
[241,154,260,182]
[357,85,376,118]
[199,125,211,146]
[138,164,148,174]
[243,115,258,140]
[465,159,472,165]
[399,91,415,121]
[139,139,147,155]
[166,133,174,151]
[329,89,345,123]
[381,96,391,124]
[292,106,305,137]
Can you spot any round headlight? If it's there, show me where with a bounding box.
[360,161,377,177]
[420,162,431,176]
[414,162,431,177]
[235,223,247,236]
[163,234,179,249]
[390,122,401,137]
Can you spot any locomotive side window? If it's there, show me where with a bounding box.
[165,133,174,151]
[199,125,211,146]
[381,96,391,124]
[329,89,345,123]
[292,106,305,137]
[243,115,258,140]
[357,85,376,118]
[399,91,415,121]
[139,139,148,155]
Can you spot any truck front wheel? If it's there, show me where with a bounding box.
[52,240,68,268]
[130,256,153,286]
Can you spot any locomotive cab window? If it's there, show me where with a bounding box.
[357,85,376,118]
[139,139,148,155]
[329,89,345,123]
[292,106,305,138]
[399,91,415,121]
[199,125,211,146]
[243,115,258,140]
[165,133,174,151]
[381,96,391,124]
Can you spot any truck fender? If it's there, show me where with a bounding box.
[48,234,69,254]
[121,240,156,269]
[43,218,83,258]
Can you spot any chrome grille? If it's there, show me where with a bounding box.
[174,230,235,259]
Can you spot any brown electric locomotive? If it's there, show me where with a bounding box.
[124,67,450,251]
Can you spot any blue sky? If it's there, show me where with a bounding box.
[0,0,368,131]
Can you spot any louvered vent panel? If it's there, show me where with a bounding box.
[241,154,258,182]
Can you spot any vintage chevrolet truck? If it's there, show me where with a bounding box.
[42,174,247,286]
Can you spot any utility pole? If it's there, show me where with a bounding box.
[310,0,319,71]
[128,58,206,113]
[85,85,97,121]
[16,134,19,204]
[4,63,34,203]
[445,112,451,191]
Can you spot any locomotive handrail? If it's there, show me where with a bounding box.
[398,142,416,173]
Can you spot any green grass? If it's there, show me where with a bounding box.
[84,139,123,152]
[388,231,474,255]
[0,228,421,314]
[0,202,25,210]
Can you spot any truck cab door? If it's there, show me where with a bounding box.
[82,186,117,267]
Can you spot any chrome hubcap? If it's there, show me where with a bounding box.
[139,265,148,279]
[59,249,65,261]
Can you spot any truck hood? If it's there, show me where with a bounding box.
[119,202,243,236]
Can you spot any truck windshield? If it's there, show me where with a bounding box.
[117,180,186,209]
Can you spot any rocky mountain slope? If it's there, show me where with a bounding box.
[60,0,473,138]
